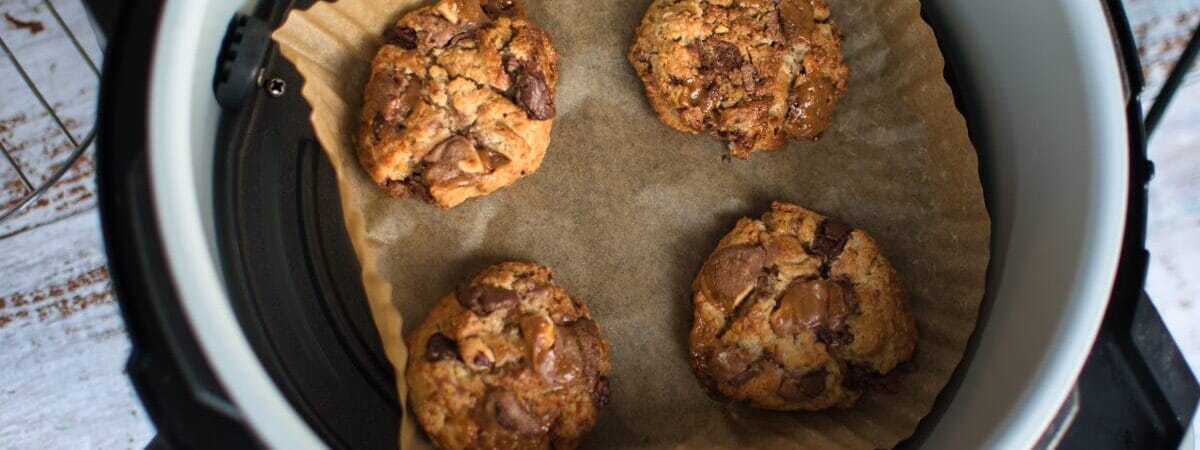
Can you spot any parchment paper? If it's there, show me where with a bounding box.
[273,0,991,447]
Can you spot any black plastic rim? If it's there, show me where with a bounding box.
[94,0,262,448]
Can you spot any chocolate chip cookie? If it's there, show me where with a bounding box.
[356,0,558,208]
[628,0,849,158]
[689,202,915,410]
[407,262,612,449]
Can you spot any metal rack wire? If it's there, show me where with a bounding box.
[1146,22,1200,137]
[0,0,100,224]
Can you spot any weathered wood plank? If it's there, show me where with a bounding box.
[0,146,96,239]
[0,210,153,449]
[0,0,98,147]
[0,2,150,447]
[46,0,103,67]
[0,0,99,237]
[0,141,31,212]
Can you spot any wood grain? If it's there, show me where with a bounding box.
[0,212,153,448]
[0,0,99,238]
[0,0,153,448]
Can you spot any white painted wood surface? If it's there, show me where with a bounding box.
[0,0,152,448]
[0,0,1194,449]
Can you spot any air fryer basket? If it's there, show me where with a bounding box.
[92,0,1197,448]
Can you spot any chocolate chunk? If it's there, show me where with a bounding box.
[844,362,908,393]
[778,370,827,400]
[364,74,422,128]
[422,135,482,186]
[425,333,460,361]
[710,347,755,382]
[479,148,510,173]
[384,26,418,49]
[809,218,852,260]
[778,0,815,43]
[686,79,721,114]
[443,0,491,44]
[514,63,555,120]
[481,0,526,19]
[594,377,611,408]
[815,326,854,347]
[455,282,519,315]
[727,359,764,386]
[701,245,768,312]
[701,39,744,72]
[538,318,604,384]
[785,76,836,139]
[770,278,854,336]
[485,387,544,435]
[382,177,431,200]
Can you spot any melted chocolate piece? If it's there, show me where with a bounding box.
[701,39,744,72]
[382,177,431,201]
[700,244,768,312]
[425,333,460,361]
[479,148,511,173]
[778,370,827,400]
[538,318,605,385]
[709,347,755,382]
[514,63,555,120]
[809,218,852,260]
[384,26,418,49]
[444,0,491,45]
[778,0,815,43]
[364,74,422,134]
[785,76,837,140]
[770,278,855,336]
[686,79,720,113]
[727,359,765,386]
[456,282,520,315]
[422,136,481,185]
[481,0,526,19]
[484,387,544,435]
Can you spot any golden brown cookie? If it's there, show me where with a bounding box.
[356,0,558,208]
[689,202,915,410]
[407,262,612,450]
[628,0,849,158]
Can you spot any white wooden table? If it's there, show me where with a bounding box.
[0,0,153,448]
[0,0,1195,448]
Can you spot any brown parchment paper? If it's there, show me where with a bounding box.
[273,0,991,447]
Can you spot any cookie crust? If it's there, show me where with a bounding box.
[356,0,558,208]
[689,202,915,410]
[628,0,849,158]
[407,262,612,450]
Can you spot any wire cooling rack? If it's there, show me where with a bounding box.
[0,0,100,223]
